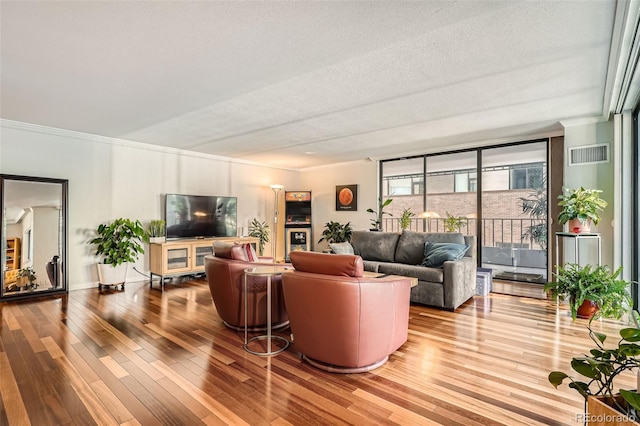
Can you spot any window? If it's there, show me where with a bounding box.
[510,166,543,189]
[454,171,477,192]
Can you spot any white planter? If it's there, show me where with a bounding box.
[150,237,166,244]
[96,263,128,290]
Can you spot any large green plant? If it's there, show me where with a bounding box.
[520,177,547,250]
[248,218,270,256]
[549,317,640,418]
[544,264,630,321]
[366,196,393,231]
[557,187,608,225]
[399,208,416,231]
[317,221,353,244]
[90,218,149,266]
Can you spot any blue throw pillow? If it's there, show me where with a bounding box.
[421,242,469,268]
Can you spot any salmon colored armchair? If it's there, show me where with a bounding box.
[282,251,412,373]
[204,243,288,330]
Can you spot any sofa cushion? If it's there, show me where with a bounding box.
[378,263,444,283]
[329,242,354,255]
[424,232,466,245]
[421,242,470,268]
[350,231,400,262]
[395,231,466,265]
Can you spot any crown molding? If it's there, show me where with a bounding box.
[0,119,300,172]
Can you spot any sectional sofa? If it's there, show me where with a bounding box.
[348,230,477,310]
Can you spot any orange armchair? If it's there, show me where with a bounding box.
[204,243,288,330]
[282,251,411,373]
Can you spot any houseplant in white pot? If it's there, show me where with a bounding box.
[148,219,166,243]
[90,218,149,290]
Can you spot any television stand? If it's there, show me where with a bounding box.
[149,236,259,291]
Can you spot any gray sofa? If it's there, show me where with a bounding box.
[350,230,476,310]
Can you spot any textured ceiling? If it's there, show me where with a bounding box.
[0,1,625,169]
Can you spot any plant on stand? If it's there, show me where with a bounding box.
[248,218,270,256]
[544,263,631,321]
[443,212,467,233]
[399,208,416,231]
[90,218,149,290]
[557,186,607,233]
[367,196,393,231]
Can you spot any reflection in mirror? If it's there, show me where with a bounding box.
[1,175,68,300]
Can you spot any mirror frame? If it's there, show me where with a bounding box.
[0,174,68,301]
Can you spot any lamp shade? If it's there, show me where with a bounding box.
[419,211,441,218]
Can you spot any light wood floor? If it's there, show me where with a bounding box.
[0,278,635,425]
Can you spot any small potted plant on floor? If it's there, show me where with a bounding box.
[557,186,607,233]
[90,218,149,290]
[544,263,631,321]
[248,218,270,256]
[549,316,640,422]
[367,196,393,231]
[399,208,416,231]
[443,212,466,233]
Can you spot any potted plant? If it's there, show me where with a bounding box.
[148,219,166,243]
[443,212,466,233]
[367,196,393,231]
[17,267,38,290]
[317,221,353,244]
[399,208,416,231]
[549,317,640,422]
[90,218,149,290]
[248,218,270,256]
[544,263,631,321]
[557,186,608,233]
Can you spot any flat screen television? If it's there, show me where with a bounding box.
[165,194,237,239]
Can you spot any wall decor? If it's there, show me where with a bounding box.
[336,184,357,211]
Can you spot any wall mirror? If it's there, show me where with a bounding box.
[1,174,68,301]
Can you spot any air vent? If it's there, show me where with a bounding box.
[568,143,610,166]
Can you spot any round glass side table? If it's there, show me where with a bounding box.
[243,265,291,356]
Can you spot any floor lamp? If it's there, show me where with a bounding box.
[270,184,284,261]
[419,211,440,232]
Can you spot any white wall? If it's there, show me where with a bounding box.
[562,119,615,268]
[0,121,300,290]
[31,207,59,287]
[299,160,378,252]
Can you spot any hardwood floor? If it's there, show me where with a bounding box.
[0,278,635,425]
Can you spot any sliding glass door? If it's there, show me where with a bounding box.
[380,139,549,286]
[480,143,548,283]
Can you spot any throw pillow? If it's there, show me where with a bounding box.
[242,243,258,262]
[329,242,355,255]
[421,242,469,268]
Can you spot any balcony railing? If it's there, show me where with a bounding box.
[381,217,547,251]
